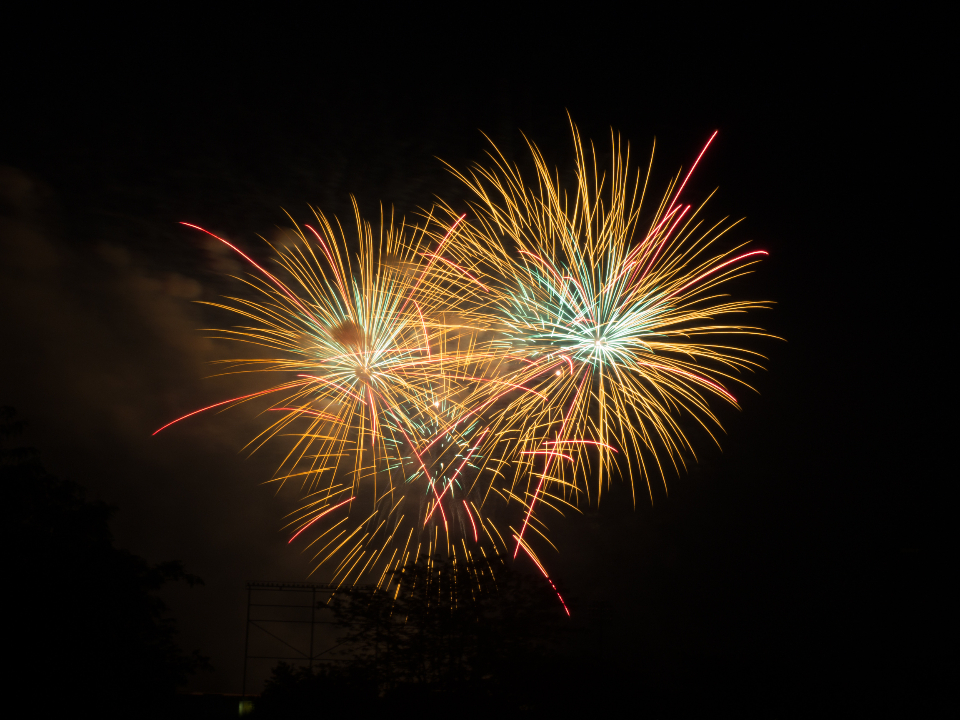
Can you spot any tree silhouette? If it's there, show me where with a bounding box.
[255,557,569,717]
[1,407,208,717]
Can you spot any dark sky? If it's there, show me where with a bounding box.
[1,13,941,698]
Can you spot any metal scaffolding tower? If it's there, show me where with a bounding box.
[241,581,347,698]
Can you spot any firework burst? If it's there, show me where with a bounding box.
[156,201,511,587]
[155,123,774,602]
[430,122,775,557]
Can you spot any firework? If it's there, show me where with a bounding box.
[155,201,511,587]
[154,124,773,604]
[430,122,774,558]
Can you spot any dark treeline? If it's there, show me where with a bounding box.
[1,408,207,718]
[1,399,940,718]
[251,465,940,719]
[0,391,797,718]
[256,559,569,717]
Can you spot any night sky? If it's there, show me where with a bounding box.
[1,13,942,708]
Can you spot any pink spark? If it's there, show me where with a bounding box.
[515,370,588,556]
[627,132,719,287]
[625,205,684,264]
[424,430,487,526]
[420,253,490,291]
[288,497,355,543]
[668,250,769,298]
[367,386,377,447]
[545,440,618,453]
[516,539,570,616]
[638,362,736,403]
[391,418,446,527]
[463,501,478,542]
[180,223,321,327]
[397,214,465,317]
[521,450,574,462]
[153,381,308,435]
[665,130,718,218]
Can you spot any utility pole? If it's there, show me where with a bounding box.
[309,586,316,671]
[241,585,252,699]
